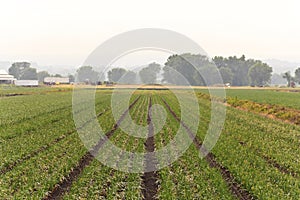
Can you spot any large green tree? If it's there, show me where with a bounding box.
[9,62,37,80]
[219,67,233,84]
[213,55,274,86]
[163,54,221,86]
[139,62,161,84]
[76,66,99,84]
[248,62,272,86]
[68,74,75,82]
[282,72,293,87]
[107,68,136,84]
[163,54,206,86]
[213,55,255,86]
[107,68,127,82]
[20,68,38,80]
[121,70,137,84]
[281,68,300,87]
[37,71,50,82]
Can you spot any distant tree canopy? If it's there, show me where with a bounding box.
[76,66,99,83]
[52,74,62,77]
[37,71,50,82]
[163,54,207,86]
[68,74,75,82]
[213,55,272,86]
[219,67,234,84]
[122,70,137,84]
[107,68,137,84]
[280,68,300,87]
[20,68,38,80]
[162,54,221,86]
[9,62,38,80]
[162,54,272,86]
[139,62,161,84]
[108,68,126,82]
[282,72,293,87]
[295,67,300,84]
[248,62,272,86]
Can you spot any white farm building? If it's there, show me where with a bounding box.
[15,80,39,87]
[0,70,16,84]
[44,77,70,85]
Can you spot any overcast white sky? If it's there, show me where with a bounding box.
[0,0,299,67]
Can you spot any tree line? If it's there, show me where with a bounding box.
[8,54,277,86]
[75,63,162,85]
[83,54,272,86]
[212,55,272,86]
[8,62,75,82]
[282,68,300,87]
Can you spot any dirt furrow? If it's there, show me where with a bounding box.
[0,109,107,175]
[43,96,141,200]
[141,97,159,200]
[237,142,299,178]
[162,98,255,200]
[1,93,27,97]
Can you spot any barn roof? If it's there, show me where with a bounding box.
[0,69,16,80]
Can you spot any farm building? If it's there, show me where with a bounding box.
[44,77,70,85]
[0,69,16,84]
[15,80,39,87]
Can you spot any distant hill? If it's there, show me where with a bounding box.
[264,59,300,75]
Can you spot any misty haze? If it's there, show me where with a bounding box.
[0,0,299,200]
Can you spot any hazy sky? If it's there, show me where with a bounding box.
[0,0,299,67]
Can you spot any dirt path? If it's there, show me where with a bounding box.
[141,97,159,200]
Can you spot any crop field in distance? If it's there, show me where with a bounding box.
[0,86,299,199]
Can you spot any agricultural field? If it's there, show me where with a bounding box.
[0,85,71,97]
[0,87,299,199]
[197,88,300,110]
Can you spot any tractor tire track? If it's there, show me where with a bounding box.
[0,93,27,97]
[141,97,159,200]
[162,98,255,200]
[43,96,141,200]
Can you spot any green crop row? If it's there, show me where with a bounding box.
[0,92,112,172]
[1,89,299,199]
[0,90,127,199]
[150,94,235,199]
[163,90,300,199]
[197,88,300,110]
[227,97,300,125]
[63,93,149,199]
[196,91,300,125]
[0,92,72,126]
